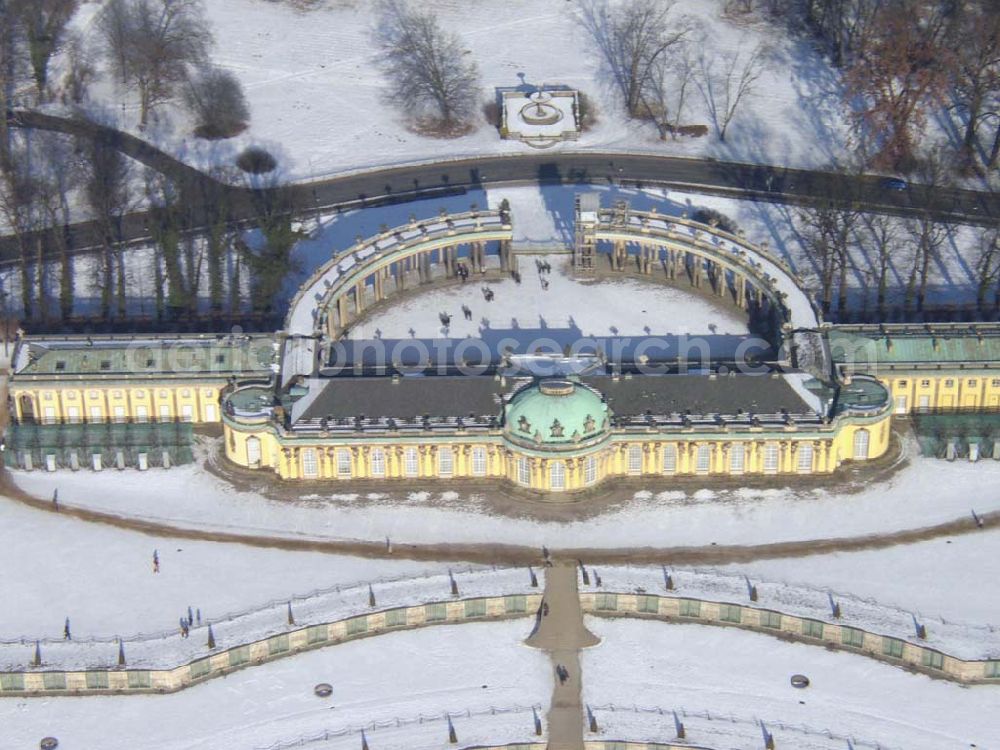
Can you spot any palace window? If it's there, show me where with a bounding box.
[517,457,531,486]
[797,443,814,473]
[841,627,865,648]
[627,444,642,475]
[662,445,676,474]
[550,461,565,491]
[992,379,1000,388]
[336,449,352,478]
[246,437,262,467]
[65,392,76,400]
[370,448,386,477]
[802,620,824,639]
[695,444,711,474]
[719,604,741,623]
[136,406,148,423]
[438,447,454,477]
[404,448,418,477]
[302,449,319,479]
[729,443,745,474]
[67,407,80,424]
[134,390,145,399]
[918,394,931,411]
[159,404,171,421]
[180,404,194,422]
[759,610,782,629]
[89,406,102,421]
[584,455,598,485]
[853,429,870,460]
[894,395,907,414]
[944,379,954,388]
[897,380,908,388]
[922,650,944,670]
[968,378,978,387]
[471,447,487,476]
[113,406,126,423]
[920,379,930,388]
[882,637,904,659]
[43,392,53,401]
[159,390,169,399]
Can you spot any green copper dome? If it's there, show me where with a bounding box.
[504,379,611,448]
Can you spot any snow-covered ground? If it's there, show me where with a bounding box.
[582,619,998,750]
[0,495,456,642]
[721,529,1000,625]
[9,433,1000,552]
[345,255,751,344]
[1,620,550,750]
[54,0,859,181]
[588,566,1000,660]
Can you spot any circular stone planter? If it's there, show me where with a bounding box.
[40,738,59,750]
[790,674,810,689]
[314,683,333,698]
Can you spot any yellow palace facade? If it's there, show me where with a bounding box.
[222,373,892,494]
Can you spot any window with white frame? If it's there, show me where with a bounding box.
[550,461,565,490]
[302,449,319,478]
[695,444,711,473]
[113,405,126,423]
[246,436,262,466]
[797,443,814,473]
[763,443,779,472]
[517,457,531,486]
[471,447,487,476]
[90,406,102,421]
[584,455,598,485]
[336,449,352,478]
[438,447,454,477]
[729,443,745,474]
[853,429,870,460]
[370,448,386,477]
[404,448,419,477]
[662,445,676,474]
[180,404,193,422]
[894,395,907,414]
[627,444,642,474]
[159,404,171,421]
[67,406,80,424]
[135,405,148,423]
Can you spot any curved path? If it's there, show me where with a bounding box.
[4,109,999,267]
[1,465,996,568]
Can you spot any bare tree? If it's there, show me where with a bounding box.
[61,32,97,104]
[797,203,858,317]
[99,0,212,128]
[844,0,952,170]
[184,64,250,138]
[82,139,132,320]
[643,39,695,138]
[580,0,689,119]
[947,3,1000,171]
[903,146,953,313]
[860,212,900,317]
[0,1,25,168]
[803,0,883,68]
[973,226,1000,314]
[374,0,479,133]
[11,0,78,100]
[697,40,765,142]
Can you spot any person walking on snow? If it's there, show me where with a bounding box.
[152,550,160,573]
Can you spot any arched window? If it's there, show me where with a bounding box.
[584,455,598,485]
[550,461,566,491]
[797,443,814,473]
[246,436,262,466]
[517,457,531,486]
[853,429,870,460]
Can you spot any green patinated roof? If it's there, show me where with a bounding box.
[829,328,1000,367]
[13,335,277,380]
[504,380,610,445]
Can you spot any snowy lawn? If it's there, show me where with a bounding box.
[56,0,860,181]
[0,495,456,642]
[0,620,550,750]
[345,255,751,343]
[582,619,998,750]
[719,529,1000,625]
[10,435,1000,552]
